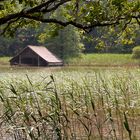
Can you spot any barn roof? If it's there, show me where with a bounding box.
[28,45,62,63]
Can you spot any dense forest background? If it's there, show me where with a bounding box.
[0,23,139,59]
[0,0,140,60]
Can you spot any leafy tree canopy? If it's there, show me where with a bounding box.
[0,0,140,35]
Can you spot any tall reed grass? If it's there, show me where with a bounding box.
[0,70,140,140]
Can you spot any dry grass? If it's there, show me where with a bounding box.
[0,69,139,139]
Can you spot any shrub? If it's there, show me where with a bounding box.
[132,46,140,59]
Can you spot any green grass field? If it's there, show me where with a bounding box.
[67,53,140,66]
[0,57,11,65]
[0,54,140,68]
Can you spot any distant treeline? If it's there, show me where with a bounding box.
[0,24,140,58]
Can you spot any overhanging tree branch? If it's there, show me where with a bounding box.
[22,14,120,30]
[40,0,70,13]
[0,0,70,25]
[0,0,140,32]
[0,18,20,35]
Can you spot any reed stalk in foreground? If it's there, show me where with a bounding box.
[0,71,139,140]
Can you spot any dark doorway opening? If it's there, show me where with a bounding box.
[21,57,37,66]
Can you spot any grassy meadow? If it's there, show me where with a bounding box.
[0,54,140,139]
[0,53,140,67]
[67,53,140,66]
[0,57,11,65]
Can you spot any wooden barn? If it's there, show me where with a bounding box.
[9,45,63,66]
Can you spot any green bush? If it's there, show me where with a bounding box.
[132,46,140,59]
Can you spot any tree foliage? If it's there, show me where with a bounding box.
[0,0,140,35]
[84,22,140,53]
[132,46,140,59]
[0,0,140,57]
[37,6,84,60]
[39,25,84,60]
[0,27,40,56]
